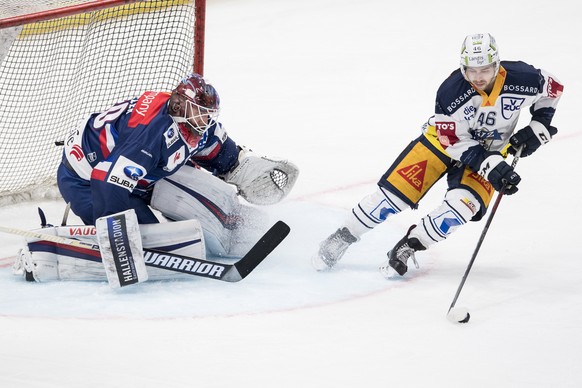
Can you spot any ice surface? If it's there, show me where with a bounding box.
[0,0,581,387]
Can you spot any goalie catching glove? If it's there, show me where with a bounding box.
[221,146,299,205]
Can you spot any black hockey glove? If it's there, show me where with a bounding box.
[487,161,521,195]
[508,125,558,157]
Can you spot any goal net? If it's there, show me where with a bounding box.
[0,0,205,205]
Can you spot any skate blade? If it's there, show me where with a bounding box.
[379,264,400,279]
[311,254,332,272]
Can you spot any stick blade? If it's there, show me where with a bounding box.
[222,221,290,282]
[447,307,471,324]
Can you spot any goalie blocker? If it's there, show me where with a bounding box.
[95,209,148,288]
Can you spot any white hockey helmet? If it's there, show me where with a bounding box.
[460,33,500,79]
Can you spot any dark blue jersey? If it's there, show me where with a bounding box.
[62,91,239,220]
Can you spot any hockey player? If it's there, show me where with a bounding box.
[58,72,298,225]
[312,33,563,277]
[15,73,298,286]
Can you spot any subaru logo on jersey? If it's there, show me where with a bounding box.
[501,96,525,120]
[124,166,144,181]
[107,156,147,192]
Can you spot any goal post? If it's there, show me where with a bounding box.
[0,0,206,205]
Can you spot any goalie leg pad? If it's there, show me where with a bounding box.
[226,203,270,258]
[13,245,59,282]
[13,227,104,282]
[95,209,148,288]
[151,165,268,257]
[140,219,206,280]
[222,148,299,206]
[13,219,207,283]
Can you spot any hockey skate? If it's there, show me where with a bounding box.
[312,227,358,271]
[379,227,425,278]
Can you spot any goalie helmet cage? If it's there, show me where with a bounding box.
[0,0,207,206]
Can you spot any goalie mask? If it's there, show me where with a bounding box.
[169,73,220,146]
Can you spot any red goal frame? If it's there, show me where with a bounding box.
[0,0,206,75]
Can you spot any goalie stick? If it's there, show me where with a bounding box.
[0,221,290,283]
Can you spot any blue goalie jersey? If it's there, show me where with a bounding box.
[61,91,239,222]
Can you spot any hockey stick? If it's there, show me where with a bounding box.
[0,221,290,283]
[61,203,71,226]
[447,146,524,315]
[0,225,100,250]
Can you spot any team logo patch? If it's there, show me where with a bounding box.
[547,77,564,98]
[164,146,186,172]
[470,128,502,149]
[501,96,525,120]
[397,160,427,193]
